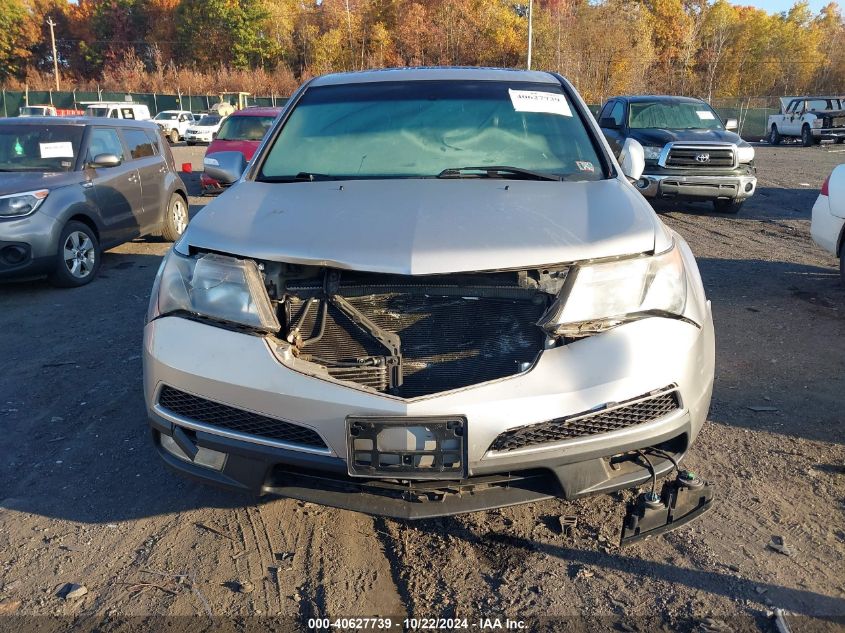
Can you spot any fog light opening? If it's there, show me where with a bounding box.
[160,432,227,471]
[636,178,649,189]
[744,182,754,193]
[1,245,28,265]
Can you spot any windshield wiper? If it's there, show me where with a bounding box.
[437,166,562,181]
[258,172,337,183]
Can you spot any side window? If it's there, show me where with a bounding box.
[610,101,625,126]
[598,102,614,122]
[109,109,120,118]
[121,108,136,120]
[144,129,161,155]
[86,127,124,163]
[123,129,156,159]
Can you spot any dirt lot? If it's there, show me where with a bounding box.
[0,143,843,632]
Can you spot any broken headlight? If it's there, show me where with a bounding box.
[539,242,687,337]
[148,250,280,332]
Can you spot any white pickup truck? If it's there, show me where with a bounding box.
[152,110,197,143]
[768,96,845,146]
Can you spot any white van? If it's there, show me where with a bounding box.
[84,102,151,120]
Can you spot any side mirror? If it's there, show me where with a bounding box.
[618,138,645,181]
[599,117,620,130]
[91,153,121,168]
[725,118,738,131]
[204,151,246,184]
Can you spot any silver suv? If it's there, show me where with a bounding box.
[0,117,188,287]
[144,68,715,527]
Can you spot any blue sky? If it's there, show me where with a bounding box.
[739,0,839,14]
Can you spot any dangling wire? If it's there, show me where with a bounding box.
[636,450,657,496]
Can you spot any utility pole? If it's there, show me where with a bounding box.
[46,17,60,91]
[527,0,533,70]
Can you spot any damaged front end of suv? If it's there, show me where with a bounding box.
[143,68,715,539]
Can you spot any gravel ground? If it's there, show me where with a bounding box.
[0,143,843,632]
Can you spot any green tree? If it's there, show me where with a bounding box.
[0,0,37,80]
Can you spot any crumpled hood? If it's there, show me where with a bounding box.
[184,178,661,275]
[630,128,747,147]
[0,171,79,196]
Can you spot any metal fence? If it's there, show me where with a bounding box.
[0,89,288,118]
[1,89,780,140]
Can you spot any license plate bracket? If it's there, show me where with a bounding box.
[347,416,467,479]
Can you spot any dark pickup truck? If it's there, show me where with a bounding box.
[598,95,756,214]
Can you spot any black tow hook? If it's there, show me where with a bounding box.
[619,470,714,546]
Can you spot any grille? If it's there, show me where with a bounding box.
[665,145,735,168]
[289,293,548,398]
[489,389,680,452]
[157,386,327,448]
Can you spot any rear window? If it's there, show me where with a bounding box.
[216,115,276,141]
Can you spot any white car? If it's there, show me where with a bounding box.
[184,114,223,145]
[811,164,845,283]
[152,110,195,143]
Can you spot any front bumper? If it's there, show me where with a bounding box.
[812,128,845,140]
[185,132,213,143]
[143,306,715,518]
[0,211,61,279]
[811,195,844,256]
[635,172,757,201]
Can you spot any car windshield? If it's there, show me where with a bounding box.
[20,107,48,116]
[259,80,604,181]
[86,107,109,117]
[197,115,221,127]
[216,115,275,141]
[154,112,179,120]
[0,124,83,172]
[628,101,724,130]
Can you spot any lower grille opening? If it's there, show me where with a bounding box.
[489,387,681,452]
[157,386,327,449]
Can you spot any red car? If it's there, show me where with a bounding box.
[200,107,281,193]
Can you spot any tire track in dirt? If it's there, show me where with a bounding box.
[255,500,407,620]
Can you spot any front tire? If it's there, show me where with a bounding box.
[801,125,817,147]
[713,198,743,214]
[769,125,781,145]
[169,129,179,144]
[48,221,101,287]
[161,193,189,242]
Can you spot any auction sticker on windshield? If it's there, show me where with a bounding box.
[40,142,74,158]
[509,89,572,117]
[696,110,715,120]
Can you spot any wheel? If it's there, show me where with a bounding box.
[169,129,179,144]
[713,198,743,214]
[801,125,817,147]
[769,125,781,145]
[161,193,189,242]
[48,221,101,287]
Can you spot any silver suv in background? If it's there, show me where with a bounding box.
[144,68,714,538]
[0,117,188,287]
